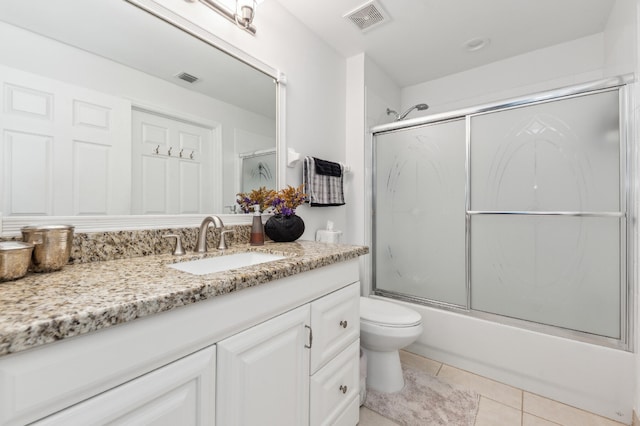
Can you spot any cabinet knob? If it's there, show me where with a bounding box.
[339,385,348,394]
[339,320,348,328]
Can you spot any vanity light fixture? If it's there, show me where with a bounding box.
[235,0,257,29]
[186,0,259,35]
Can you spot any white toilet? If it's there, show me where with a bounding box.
[359,297,423,393]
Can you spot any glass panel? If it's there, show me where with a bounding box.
[470,215,621,338]
[470,90,620,212]
[374,119,466,306]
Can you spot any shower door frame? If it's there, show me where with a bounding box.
[369,75,636,351]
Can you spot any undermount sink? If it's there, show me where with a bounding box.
[168,252,287,275]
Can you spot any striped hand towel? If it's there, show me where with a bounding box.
[303,156,345,206]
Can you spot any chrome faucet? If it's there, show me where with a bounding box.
[195,216,224,253]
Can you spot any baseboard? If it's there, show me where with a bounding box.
[633,410,639,426]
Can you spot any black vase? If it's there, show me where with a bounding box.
[264,214,305,242]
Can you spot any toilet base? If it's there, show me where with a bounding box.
[362,347,405,393]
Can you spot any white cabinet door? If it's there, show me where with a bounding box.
[310,340,360,426]
[217,305,311,426]
[32,345,216,426]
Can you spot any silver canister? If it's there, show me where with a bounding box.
[0,241,34,281]
[21,225,74,272]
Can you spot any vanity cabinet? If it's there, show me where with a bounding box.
[0,258,361,426]
[217,283,360,426]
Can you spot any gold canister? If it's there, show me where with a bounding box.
[0,241,34,281]
[21,225,74,272]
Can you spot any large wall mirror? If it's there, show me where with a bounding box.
[0,0,281,232]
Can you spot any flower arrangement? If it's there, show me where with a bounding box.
[236,184,307,216]
[236,186,276,213]
[267,184,308,217]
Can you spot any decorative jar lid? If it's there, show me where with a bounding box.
[0,241,34,251]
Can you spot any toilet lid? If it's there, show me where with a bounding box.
[360,297,422,327]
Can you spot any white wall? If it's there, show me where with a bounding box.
[400,33,606,115]
[151,0,348,241]
[344,53,400,295]
[345,53,366,247]
[604,0,637,77]
[364,57,401,128]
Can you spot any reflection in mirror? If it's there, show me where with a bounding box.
[240,149,276,194]
[0,0,277,218]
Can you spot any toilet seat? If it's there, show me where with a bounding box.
[360,297,422,327]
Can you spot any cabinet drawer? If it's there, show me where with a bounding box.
[310,339,360,426]
[310,282,360,373]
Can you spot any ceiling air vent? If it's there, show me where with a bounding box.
[175,72,199,84]
[344,1,389,32]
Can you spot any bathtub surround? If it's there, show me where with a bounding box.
[364,363,479,425]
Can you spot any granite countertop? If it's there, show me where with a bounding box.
[0,240,368,357]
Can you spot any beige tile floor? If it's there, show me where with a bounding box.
[359,351,628,426]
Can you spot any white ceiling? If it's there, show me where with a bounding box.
[274,0,616,88]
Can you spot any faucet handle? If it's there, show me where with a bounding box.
[218,229,235,250]
[163,234,186,256]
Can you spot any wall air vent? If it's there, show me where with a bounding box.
[175,72,199,83]
[343,1,389,32]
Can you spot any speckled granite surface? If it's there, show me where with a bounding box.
[70,225,253,264]
[0,240,368,356]
[5,225,254,264]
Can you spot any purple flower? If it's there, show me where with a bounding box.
[281,207,294,216]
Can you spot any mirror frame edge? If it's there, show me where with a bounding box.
[1,0,286,237]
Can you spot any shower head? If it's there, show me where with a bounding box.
[397,103,429,120]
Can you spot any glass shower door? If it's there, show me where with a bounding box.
[469,90,623,338]
[373,119,467,306]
